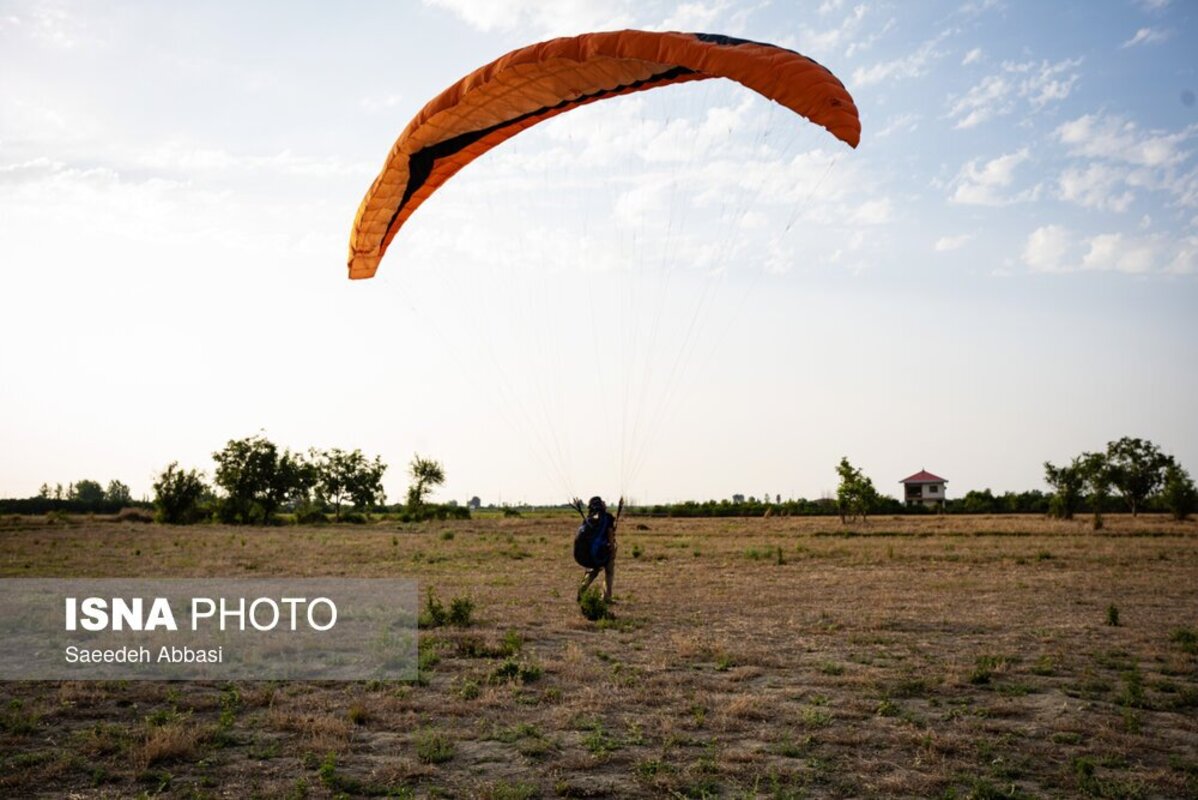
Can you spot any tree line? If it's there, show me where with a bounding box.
[150,433,461,525]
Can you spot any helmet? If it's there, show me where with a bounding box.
[587,496,606,514]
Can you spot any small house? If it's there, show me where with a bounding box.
[900,469,947,509]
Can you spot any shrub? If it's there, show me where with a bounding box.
[1162,462,1197,521]
[419,589,447,628]
[414,729,454,763]
[152,463,208,525]
[578,588,611,621]
[448,596,475,627]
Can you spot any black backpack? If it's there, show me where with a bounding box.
[573,512,613,569]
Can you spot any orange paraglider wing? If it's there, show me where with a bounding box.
[348,30,860,279]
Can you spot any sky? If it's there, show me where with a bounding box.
[2,0,1196,506]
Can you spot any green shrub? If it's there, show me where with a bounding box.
[414,729,454,764]
[578,588,610,621]
[448,596,475,627]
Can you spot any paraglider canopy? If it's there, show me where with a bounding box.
[347,29,861,280]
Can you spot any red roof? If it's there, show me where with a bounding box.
[900,470,947,484]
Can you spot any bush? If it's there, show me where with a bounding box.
[1161,462,1197,521]
[447,596,475,627]
[578,588,611,621]
[152,463,208,525]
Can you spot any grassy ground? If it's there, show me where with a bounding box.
[1,513,1196,798]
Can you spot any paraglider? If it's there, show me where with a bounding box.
[347,30,860,279]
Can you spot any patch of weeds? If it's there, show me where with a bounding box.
[819,661,844,676]
[420,589,448,628]
[636,758,675,779]
[996,683,1034,697]
[136,769,172,792]
[970,655,1007,686]
[964,777,1035,799]
[876,698,899,717]
[690,704,707,726]
[772,733,810,758]
[440,530,454,541]
[1037,550,1053,561]
[578,587,611,621]
[1119,667,1146,708]
[418,638,441,672]
[631,543,643,559]
[1069,672,1113,700]
[1071,755,1145,799]
[501,629,523,656]
[1105,604,1120,626]
[1,699,40,735]
[415,729,455,764]
[455,678,480,700]
[715,653,735,672]
[347,703,370,726]
[489,657,542,685]
[582,721,619,757]
[800,706,832,728]
[484,780,539,800]
[1170,626,1197,654]
[447,595,475,627]
[1051,731,1084,745]
[1030,654,1057,676]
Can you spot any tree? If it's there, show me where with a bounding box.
[153,462,208,524]
[1044,458,1084,520]
[105,480,132,505]
[212,433,309,525]
[37,483,50,499]
[1161,462,1197,521]
[1079,451,1114,531]
[71,479,105,504]
[836,457,878,523]
[407,454,445,509]
[312,448,387,521]
[1105,436,1172,516]
[468,496,482,510]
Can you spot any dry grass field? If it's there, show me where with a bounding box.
[1,513,1196,799]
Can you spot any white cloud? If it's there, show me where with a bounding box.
[1017,58,1083,108]
[961,47,982,65]
[1057,163,1135,212]
[934,234,972,251]
[1121,27,1170,48]
[1023,225,1173,274]
[851,198,892,225]
[852,31,948,86]
[948,74,1012,129]
[1056,113,1193,168]
[876,112,920,138]
[1023,224,1072,272]
[796,3,869,58]
[950,148,1037,206]
[1168,236,1198,274]
[421,0,636,34]
[1134,0,1170,12]
[947,57,1081,129]
[1082,232,1155,273]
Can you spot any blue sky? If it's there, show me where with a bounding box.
[2,0,1195,505]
